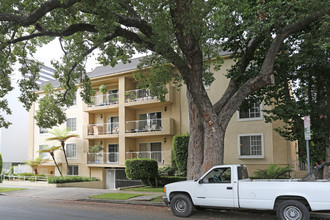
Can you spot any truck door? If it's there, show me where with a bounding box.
[195,167,237,208]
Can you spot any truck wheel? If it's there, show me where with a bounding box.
[171,194,194,217]
[276,200,310,220]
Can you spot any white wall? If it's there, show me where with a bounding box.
[0,75,28,165]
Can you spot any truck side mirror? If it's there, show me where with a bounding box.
[198,179,203,184]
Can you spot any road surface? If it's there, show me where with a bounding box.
[0,195,277,220]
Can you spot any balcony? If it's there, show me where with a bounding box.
[87,152,119,164]
[126,151,163,164]
[125,118,174,137]
[87,123,119,138]
[125,88,157,103]
[86,93,119,112]
[125,87,173,108]
[126,118,162,133]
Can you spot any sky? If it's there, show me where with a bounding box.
[33,39,100,72]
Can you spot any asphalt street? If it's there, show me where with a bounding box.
[0,196,278,220]
[0,184,328,220]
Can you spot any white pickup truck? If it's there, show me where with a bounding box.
[163,164,330,220]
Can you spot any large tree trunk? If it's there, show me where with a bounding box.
[186,90,225,180]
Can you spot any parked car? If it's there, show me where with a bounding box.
[163,164,330,220]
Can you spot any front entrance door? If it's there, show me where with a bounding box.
[105,169,116,189]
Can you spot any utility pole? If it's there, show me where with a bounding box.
[304,116,311,173]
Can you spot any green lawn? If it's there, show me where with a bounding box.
[0,187,27,193]
[151,195,163,203]
[121,186,164,193]
[90,193,143,200]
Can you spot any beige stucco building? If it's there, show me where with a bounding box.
[28,55,300,189]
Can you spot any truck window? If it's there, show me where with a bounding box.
[201,167,231,183]
[237,166,249,180]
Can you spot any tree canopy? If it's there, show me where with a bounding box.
[1,0,329,178]
[262,19,329,166]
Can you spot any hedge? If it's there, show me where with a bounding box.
[125,159,158,186]
[48,176,99,184]
[158,176,186,186]
[172,134,189,175]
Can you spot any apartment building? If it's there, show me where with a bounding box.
[28,56,299,189]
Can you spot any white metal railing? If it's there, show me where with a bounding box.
[126,118,162,133]
[125,88,157,102]
[1,174,48,182]
[88,93,119,107]
[87,152,119,164]
[292,160,307,171]
[126,151,163,163]
[88,122,119,135]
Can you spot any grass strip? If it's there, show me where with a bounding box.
[121,186,164,193]
[0,187,27,193]
[90,193,143,200]
[151,195,163,202]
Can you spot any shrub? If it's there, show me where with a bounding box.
[172,134,189,175]
[125,159,158,187]
[158,166,175,177]
[18,173,43,177]
[252,164,292,179]
[48,176,99,184]
[158,176,186,186]
[88,143,103,153]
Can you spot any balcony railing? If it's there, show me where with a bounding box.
[126,119,162,133]
[88,93,119,107]
[88,123,119,135]
[126,151,163,163]
[125,88,157,103]
[87,152,119,164]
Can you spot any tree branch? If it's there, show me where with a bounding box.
[0,0,81,26]
[213,36,265,114]
[218,7,330,129]
[6,23,97,45]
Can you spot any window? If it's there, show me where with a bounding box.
[39,127,48,134]
[201,167,231,183]
[66,143,77,159]
[139,112,162,131]
[107,116,119,134]
[39,145,49,159]
[238,102,262,121]
[68,165,78,175]
[108,89,118,104]
[138,142,162,163]
[66,118,77,132]
[108,144,118,163]
[239,134,264,158]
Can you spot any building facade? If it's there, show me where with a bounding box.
[28,56,299,189]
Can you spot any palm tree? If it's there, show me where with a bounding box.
[47,128,79,174]
[25,156,48,175]
[38,146,63,176]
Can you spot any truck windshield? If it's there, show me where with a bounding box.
[238,166,249,180]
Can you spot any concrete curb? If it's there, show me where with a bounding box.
[310,212,330,219]
[78,198,166,207]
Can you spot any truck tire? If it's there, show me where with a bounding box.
[171,194,194,217]
[276,200,310,220]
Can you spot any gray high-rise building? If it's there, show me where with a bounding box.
[0,65,54,172]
